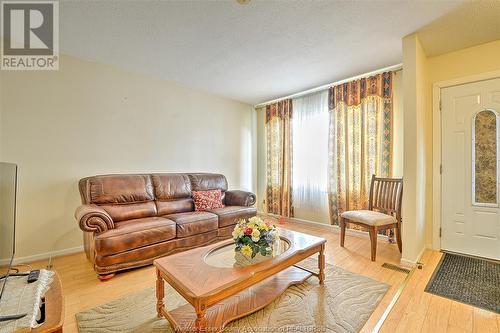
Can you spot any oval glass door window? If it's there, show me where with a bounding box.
[473,109,498,205]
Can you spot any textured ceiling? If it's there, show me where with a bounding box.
[418,1,500,57]
[59,0,465,104]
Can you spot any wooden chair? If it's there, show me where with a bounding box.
[340,175,403,261]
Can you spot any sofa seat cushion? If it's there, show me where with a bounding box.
[164,211,218,238]
[95,217,176,256]
[208,206,257,228]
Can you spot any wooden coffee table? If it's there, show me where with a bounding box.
[154,228,326,333]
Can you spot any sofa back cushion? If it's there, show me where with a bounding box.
[151,174,194,215]
[188,173,228,203]
[78,173,231,222]
[79,174,157,222]
[100,202,157,222]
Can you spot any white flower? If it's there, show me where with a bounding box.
[251,229,261,242]
[232,226,243,239]
[249,216,262,225]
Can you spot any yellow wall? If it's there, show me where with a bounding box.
[427,40,500,84]
[402,38,500,263]
[1,54,256,260]
[401,34,428,264]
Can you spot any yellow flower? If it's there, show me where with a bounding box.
[259,222,269,231]
[241,245,253,257]
[251,229,261,242]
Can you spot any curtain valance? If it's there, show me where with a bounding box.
[328,72,393,110]
[265,99,293,123]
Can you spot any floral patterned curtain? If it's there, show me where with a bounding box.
[327,72,393,225]
[266,99,294,217]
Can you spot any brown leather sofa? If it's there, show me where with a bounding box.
[75,173,256,280]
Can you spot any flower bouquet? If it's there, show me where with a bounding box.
[232,216,280,266]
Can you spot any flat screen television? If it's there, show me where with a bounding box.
[0,162,26,321]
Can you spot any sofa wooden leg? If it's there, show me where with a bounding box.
[98,273,115,281]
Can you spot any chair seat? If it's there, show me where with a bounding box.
[341,210,396,226]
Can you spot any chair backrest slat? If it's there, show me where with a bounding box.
[368,174,403,219]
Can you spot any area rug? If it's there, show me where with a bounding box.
[76,261,389,333]
[425,252,500,314]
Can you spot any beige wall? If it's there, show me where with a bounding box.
[0,54,255,260]
[401,38,500,263]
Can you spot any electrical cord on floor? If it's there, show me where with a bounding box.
[11,264,32,272]
[46,256,53,270]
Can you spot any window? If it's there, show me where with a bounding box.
[472,109,499,205]
[292,91,329,222]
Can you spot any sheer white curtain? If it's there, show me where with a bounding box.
[292,91,330,223]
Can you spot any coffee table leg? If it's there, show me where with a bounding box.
[156,268,165,318]
[318,244,325,284]
[195,307,207,332]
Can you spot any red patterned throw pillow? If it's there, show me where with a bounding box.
[192,189,224,211]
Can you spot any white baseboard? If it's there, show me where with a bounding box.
[257,211,390,241]
[1,246,84,266]
[400,246,426,268]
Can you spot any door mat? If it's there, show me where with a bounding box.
[425,252,499,313]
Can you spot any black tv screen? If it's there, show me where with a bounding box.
[0,162,18,301]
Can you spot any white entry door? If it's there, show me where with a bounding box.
[441,77,500,260]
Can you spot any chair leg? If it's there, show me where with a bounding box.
[395,225,402,253]
[340,218,346,247]
[368,227,377,261]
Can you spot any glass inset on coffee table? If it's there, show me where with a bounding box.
[204,237,291,268]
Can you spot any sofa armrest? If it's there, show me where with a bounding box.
[75,204,114,233]
[225,190,256,207]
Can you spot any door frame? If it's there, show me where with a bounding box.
[432,69,500,250]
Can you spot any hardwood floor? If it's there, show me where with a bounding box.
[380,249,500,333]
[25,221,499,332]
